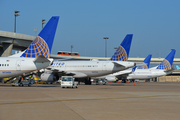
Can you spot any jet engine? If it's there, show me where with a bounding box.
[40,73,59,82]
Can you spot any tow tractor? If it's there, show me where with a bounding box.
[61,76,78,88]
[11,79,32,87]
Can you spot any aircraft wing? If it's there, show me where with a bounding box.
[112,61,135,69]
[45,68,87,77]
[112,62,125,67]
[113,68,133,78]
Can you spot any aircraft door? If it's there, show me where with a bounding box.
[16,60,21,71]
[102,63,107,71]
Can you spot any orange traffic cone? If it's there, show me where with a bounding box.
[134,82,135,85]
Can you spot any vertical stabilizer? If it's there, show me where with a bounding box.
[110,34,133,61]
[156,50,176,70]
[137,54,152,69]
[20,16,59,58]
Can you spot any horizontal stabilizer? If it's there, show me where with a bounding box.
[112,62,124,67]
[33,55,50,63]
[164,68,175,72]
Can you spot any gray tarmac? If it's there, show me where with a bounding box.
[0,82,180,120]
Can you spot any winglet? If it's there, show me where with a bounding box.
[20,16,59,58]
[132,66,137,72]
[137,54,152,69]
[110,34,133,61]
[156,50,176,70]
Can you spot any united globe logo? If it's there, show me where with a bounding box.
[20,36,49,58]
[111,46,127,61]
[157,59,171,70]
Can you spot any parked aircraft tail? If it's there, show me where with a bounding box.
[176,65,180,70]
[137,54,152,69]
[110,34,133,61]
[132,66,137,72]
[20,16,59,58]
[156,50,176,70]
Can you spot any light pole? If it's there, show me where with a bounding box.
[42,19,46,29]
[71,45,73,56]
[14,10,20,33]
[103,37,109,57]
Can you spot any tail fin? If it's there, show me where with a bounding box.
[132,66,137,72]
[137,54,152,69]
[20,16,59,58]
[176,65,180,70]
[156,50,176,70]
[110,34,133,61]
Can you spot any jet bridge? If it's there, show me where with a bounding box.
[0,30,35,57]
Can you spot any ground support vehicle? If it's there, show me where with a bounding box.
[11,80,32,87]
[61,76,78,88]
[95,78,108,85]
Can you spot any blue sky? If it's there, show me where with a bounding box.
[0,0,180,58]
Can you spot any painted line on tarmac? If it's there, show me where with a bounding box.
[0,95,179,105]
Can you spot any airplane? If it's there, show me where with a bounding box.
[94,54,152,82]
[40,34,136,85]
[120,50,176,81]
[0,16,59,79]
[176,65,180,70]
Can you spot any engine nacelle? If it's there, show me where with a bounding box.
[40,73,58,82]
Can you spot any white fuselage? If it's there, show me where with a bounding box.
[0,57,51,78]
[92,68,132,81]
[49,60,135,78]
[126,69,171,79]
[97,68,171,81]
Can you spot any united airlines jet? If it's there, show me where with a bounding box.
[0,16,59,78]
[40,34,135,84]
[120,50,175,81]
[95,54,152,82]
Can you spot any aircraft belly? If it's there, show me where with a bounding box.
[84,71,112,77]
